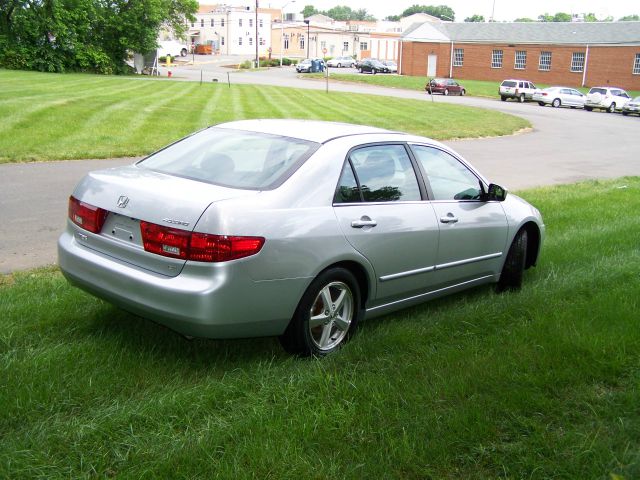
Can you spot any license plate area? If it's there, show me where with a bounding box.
[102,213,143,247]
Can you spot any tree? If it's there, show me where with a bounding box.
[538,12,571,22]
[0,0,197,74]
[301,5,318,18]
[400,5,456,21]
[514,17,535,22]
[617,14,639,21]
[464,14,485,22]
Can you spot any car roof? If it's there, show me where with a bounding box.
[215,119,399,143]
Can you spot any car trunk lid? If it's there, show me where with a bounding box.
[71,164,257,277]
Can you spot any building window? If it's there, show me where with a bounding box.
[491,49,503,68]
[284,34,289,50]
[359,41,368,51]
[343,41,349,52]
[453,48,464,67]
[539,51,551,71]
[239,18,242,27]
[221,19,224,27]
[200,19,204,27]
[211,18,214,27]
[249,18,253,28]
[221,36,224,46]
[571,52,585,72]
[239,37,242,46]
[633,53,640,74]
[259,19,263,28]
[320,40,326,49]
[300,35,305,50]
[249,37,253,46]
[514,50,527,70]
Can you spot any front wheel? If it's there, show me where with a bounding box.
[607,103,616,113]
[279,268,362,356]
[518,94,525,103]
[552,98,561,108]
[444,88,449,96]
[497,230,528,292]
[538,101,545,106]
[181,48,187,57]
[622,111,629,116]
[585,106,593,111]
[460,89,466,96]
[500,96,506,102]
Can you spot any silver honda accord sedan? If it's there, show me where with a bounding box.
[58,119,544,356]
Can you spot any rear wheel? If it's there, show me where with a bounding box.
[538,101,545,106]
[552,98,561,108]
[501,96,506,101]
[622,111,629,116]
[519,94,525,103]
[444,88,449,96]
[497,229,528,292]
[279,268,362,356]
[607,103,616,113]
[585,106,593,111]
[181,48,187,57]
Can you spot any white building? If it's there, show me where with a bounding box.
[187,4,272,56]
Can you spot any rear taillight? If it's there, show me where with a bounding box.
[68,196,108,233]
[542,92,548,96]
[140,221,264,263]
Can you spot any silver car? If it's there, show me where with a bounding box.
[532,87,586,109]
[58,120,544,356]
[326,56,355,68]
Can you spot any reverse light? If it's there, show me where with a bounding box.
[68,196,108,233]
[139,221,265,263]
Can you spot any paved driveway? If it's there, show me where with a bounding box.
[1,65,638,273]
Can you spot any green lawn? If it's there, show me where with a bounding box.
[0,70,529,163]
[2,177,639,478]
[313,72,640,99]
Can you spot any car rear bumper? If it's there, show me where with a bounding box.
[58,230,308,339]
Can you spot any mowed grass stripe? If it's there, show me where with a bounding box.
[0,70,529,162]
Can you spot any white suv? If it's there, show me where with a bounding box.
[585,87,631,113]
[499,79,537,102]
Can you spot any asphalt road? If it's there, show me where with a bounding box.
[1,61,639,273]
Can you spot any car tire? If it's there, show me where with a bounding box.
[622,111,629,116]
[538,102,545,106]
[552,98,561,108]
[444,88,449,96]
[337,63,341,68]
[460,89,466,96]
[607,103,616,113]
[501,96,506,102]
[181,48,187,57]
[279,267,362,356]
[497,229,528,292]
[372,69,377,75]
[519,94,525,103]
[585,106,593,111]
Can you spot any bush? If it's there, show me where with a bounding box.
[239,60,252,69]
[281,57,292,66]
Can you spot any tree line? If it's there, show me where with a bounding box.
[0,0,197,74]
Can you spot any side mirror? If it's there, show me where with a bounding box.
[485,183,507,202]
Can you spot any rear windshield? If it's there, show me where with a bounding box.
[589,88,607,95]
[137,128,319,190]
[501,81,517,87]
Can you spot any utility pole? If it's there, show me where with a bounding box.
[255,0,259,67]
[304,19,310,58]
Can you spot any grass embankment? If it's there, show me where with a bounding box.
[0,69,529,163]
[2,177,639,478]
[312,72,640,99]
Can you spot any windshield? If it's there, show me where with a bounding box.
[138,128,319,190]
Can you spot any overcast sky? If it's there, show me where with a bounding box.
[253,0,638,22]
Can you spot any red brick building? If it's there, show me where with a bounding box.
[399,22,640,91]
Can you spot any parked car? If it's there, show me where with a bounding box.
[295,59,312,73]
[532,87,586,108]
[58,119,544,356]
[622,96,640,116]
[326,56,355,68]
[157,40,189,58]
[426,78,466,96]
[499,79,537,102]
[585,86,631,112]
[358,58,390,74]
[382,60,398,73]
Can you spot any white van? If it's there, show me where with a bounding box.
[157,40,189,58]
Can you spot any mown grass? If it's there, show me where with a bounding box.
[0,69,529,163]
[1,177,639,479]
[313,72,640,99]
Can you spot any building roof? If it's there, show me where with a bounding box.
[402,21,640,45]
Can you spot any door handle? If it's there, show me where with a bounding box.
[351,217,377,228]
[440,214,459,224]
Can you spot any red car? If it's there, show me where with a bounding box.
[425,78,466,96]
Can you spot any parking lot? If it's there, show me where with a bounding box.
[1,61,639,273]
